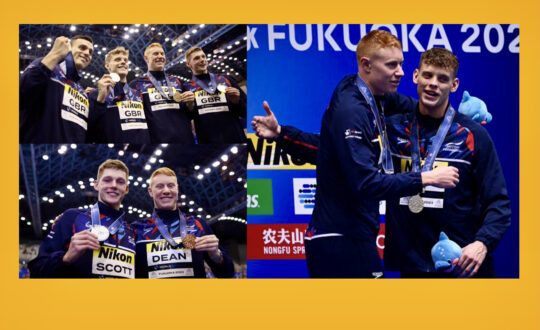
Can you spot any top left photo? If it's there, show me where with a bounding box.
[19,24,247,144]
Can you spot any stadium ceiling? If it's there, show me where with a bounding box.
[19,144,247,241]
[19,24,247,88]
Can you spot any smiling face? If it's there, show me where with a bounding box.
[364,46,404,95]
[71,38,93,71]
[105,49,129,80]
[148,174,178,210]
[94,168,129,210]
[186,49,208,75]
[144,45,166,71]
[413,63,459,116]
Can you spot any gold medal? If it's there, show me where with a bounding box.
[182,234,196,249]
[173,91,182,102]
[408,194,424,213]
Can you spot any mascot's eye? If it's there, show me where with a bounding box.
[447,259,452,263]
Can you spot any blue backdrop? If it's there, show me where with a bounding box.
[247,24,519,278]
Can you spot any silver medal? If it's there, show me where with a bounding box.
[408,194,424,213]
[110,72,120,82]
[217,84,227,93]
[90,225,110,242]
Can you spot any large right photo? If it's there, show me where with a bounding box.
[246,24,519,278]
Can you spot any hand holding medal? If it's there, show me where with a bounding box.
[96,73,117,103]
[179,91,195,103]
[62,230,101,264]
[174,91,195,110]
[224,86,240,104]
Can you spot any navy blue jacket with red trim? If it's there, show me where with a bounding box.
[20,58,89,143]
[87,82,151,143]
[183,73,246,144]
[133,209,234,278]
[129,71,194,144]
[310,75,422,240]
[28,202,135,278]
[383,108,511,274]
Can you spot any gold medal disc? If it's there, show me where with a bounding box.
[173,91,183,102]
[182,234,196,249]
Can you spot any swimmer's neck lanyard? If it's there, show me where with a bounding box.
[108,83,134,103]
[146,71,174,100]
[409,106,456,173]
[152,209,188,247]
[193,73,219,94]
[355,75,393,174]
[90,203,125,238]
[107,82,134,103]
[58,52,85,95]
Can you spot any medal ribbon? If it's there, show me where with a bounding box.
[90,203,125,235]
[64,52,82,80]
[57,53,86,97]
[355,75,394,174]
[146,71,174,100]
[108,83,135,103]
[410,106,456,173]
[152,210,189,248]
[192,73,219,94]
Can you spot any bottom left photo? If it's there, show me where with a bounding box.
[19,143,247,278]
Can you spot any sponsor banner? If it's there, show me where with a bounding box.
[92,245,135,278]
[247,223,387,261]
[247,134,316,170]
[293,178,316,215]
[247,179,274,215]
[248,223,308,260]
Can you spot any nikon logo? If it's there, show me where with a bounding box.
[247,134,315,170]
[150,240,180,252]
[97,246,133,264]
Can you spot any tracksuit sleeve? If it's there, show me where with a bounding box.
[19,60,52,110]
[472,128,511,252]
[330,99,423,201]
[28,212,76,278]
[200,221,235,278]
[276,125,320,165]
[86,90,107,142]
